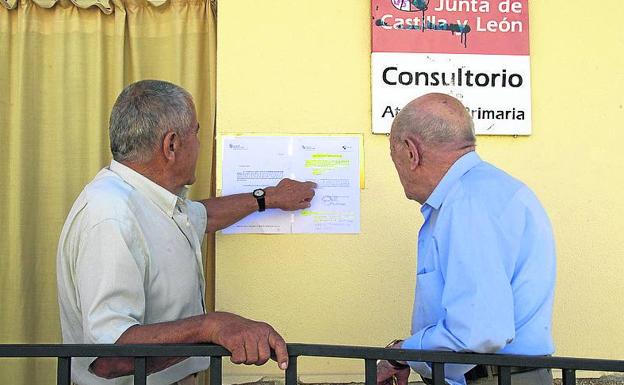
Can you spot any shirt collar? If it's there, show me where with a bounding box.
[109,160,189,218]
[424,151,482,210]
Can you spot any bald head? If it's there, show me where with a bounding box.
[391,93,475,150]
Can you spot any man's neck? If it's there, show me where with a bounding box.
[120,160,182,195]
[418,147,475,204]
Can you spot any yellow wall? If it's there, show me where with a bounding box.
[215,0,624,381]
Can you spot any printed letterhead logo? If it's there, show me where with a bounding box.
[228,143,248,150]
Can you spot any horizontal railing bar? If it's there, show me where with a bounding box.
[0,343,622,373]
[286,344,624,372]
[0,344,230,358]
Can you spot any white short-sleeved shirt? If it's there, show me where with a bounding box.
[57,160,210,385]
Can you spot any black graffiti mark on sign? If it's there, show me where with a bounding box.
[375,0,471,48]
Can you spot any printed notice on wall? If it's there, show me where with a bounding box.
[218,135,362,234]
[371,0,531,135]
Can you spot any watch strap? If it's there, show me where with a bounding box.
[387,359,410,370]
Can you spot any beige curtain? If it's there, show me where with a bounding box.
[0,0,216,383]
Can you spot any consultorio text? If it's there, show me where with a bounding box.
[382,67,524,88]
[380,66,527,121]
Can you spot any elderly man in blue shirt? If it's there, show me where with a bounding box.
[376,93,556,385]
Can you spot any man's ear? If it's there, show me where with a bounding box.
[162,131,177,161]
[404,135,421,170]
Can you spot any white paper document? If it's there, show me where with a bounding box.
[220,135,361,234]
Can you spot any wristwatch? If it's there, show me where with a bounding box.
[252,188,266,212]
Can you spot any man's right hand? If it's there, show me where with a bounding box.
[206,312,289,370]
[265,178,317,211]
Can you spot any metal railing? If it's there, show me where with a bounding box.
[1,343,623,385]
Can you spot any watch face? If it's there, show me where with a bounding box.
[253,189,265,198]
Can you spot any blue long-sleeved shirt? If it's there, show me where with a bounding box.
[402,152,556,385]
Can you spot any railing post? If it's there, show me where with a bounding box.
[209,356,222,385]
[134,356,147,385]
[56,357,71,385]
[563,369,576,385]
[365,359,377,385]
[431,362,445,385]
[497,366,511,385]
[285,356,298,385]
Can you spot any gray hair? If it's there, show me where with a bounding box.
[392,95,476,148]
[109,80,195,163]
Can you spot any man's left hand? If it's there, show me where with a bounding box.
[265,178,317,211]
[377,360,410,385]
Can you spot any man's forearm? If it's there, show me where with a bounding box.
[200,193,259,233]
[91,310,291,379]
[200,179,317,233]
[90,315,213,378]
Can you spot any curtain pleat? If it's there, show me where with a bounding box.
[0,1,216,384]
[0,0,178,12]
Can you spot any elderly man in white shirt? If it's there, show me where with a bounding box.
[57,80,317,385]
